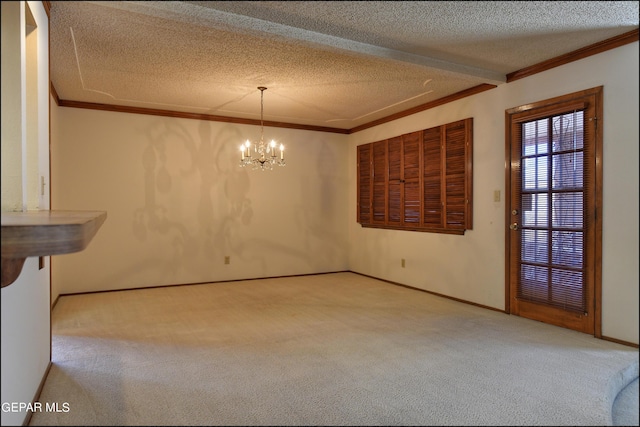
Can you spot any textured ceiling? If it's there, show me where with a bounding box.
[49,1,639,131]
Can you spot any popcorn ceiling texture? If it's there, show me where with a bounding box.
[49,1,638,129]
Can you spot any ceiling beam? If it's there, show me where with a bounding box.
[93,0,507,85]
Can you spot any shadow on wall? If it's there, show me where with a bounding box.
[130,117,253,280]
[226,133,350,275]
[294,140,348,269]
[122,116,346,285]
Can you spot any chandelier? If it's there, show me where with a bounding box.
[239,87,285,170]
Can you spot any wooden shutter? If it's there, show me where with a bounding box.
[356,118,473,234]
[372,140,387,223]
[357,144,372,224]
[423,126,443,228]
[387,137,402,225]
[444,119,471,230]
[402,132,421,225]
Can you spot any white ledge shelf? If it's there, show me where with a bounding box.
[1,210,107,288]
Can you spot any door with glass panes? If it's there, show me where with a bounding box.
[506,87,602,335]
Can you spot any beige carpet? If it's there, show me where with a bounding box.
[29,272,638,426]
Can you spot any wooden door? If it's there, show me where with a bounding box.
[506,87,603,336]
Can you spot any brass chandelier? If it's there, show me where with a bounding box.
[239,87,285,170]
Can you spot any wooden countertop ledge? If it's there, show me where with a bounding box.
[1,210,107,288]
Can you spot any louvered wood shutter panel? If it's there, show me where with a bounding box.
[444,120,467,230]
[372,140,387,223]
[387,137,402,225]
[423,127,443,228]
[357,144,372,224]
[402,132,421,225]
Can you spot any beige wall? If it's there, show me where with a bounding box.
[348,42,639,345]
[1,2,51,426]
[1,1,24,211]
[51,110,350,295]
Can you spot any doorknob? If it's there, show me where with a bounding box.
[509,223,519,230]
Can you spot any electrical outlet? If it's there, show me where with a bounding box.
[224,256,230,265]
[401,258,406,268]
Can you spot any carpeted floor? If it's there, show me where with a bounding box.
[29,272,638,426]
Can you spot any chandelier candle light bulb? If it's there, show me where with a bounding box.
[239,87,286,170]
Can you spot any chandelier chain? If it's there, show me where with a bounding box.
[260,87,265,144]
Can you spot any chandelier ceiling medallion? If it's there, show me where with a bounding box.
[239,87,285,170]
